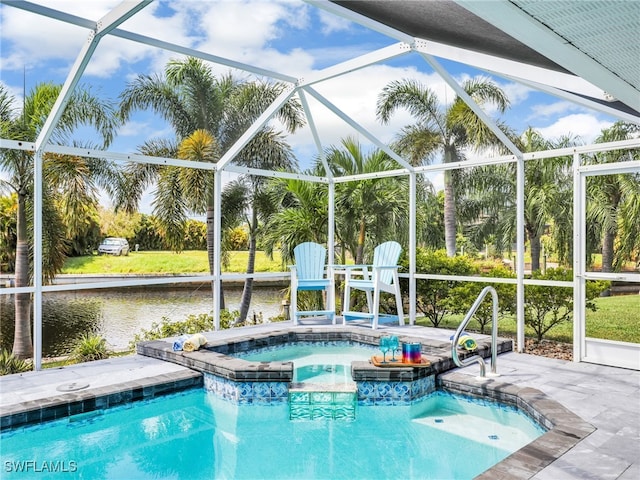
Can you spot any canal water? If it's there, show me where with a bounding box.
[0,285,283,357]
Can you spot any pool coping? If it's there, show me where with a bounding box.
[439,371,596,479]
[1,326,597,479]
[0,369,202,430]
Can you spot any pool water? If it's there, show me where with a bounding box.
[1,389,544,480]
[240,343,377,384]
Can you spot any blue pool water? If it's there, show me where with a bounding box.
[240,343,377,384]
[1,389,544,480]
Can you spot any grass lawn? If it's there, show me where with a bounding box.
[586,294,640,343]
[415,294,639,344]
[61,250,284,274]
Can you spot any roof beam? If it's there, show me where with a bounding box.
[303,86,415,172]
[35,1,152,151]
[0,0,95,28]
[416,50,523,158]
[414,39,639,122]
[1,0,297,83]
[413,39,606,102]
[111,30,297,83]
[298,42,411,87]
[455,0,640,112]
[298,90,333,179]
[225,164,328,183]
[499,74,640,125]
[306,0,415,44]
[44,144,216,170]
[216,86,296,170]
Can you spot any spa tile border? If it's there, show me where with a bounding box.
[439,371,596,479]
[0,369,202,431]
[137,327,512,385]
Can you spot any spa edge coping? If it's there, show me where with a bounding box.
[135,327,513,382]
[0,327,596,479]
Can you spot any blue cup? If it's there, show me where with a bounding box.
[402,342,421,363]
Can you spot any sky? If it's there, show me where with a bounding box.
[0,0,620,212]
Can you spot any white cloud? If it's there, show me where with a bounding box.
[0,80,24,110]
[499,82,533,107]
[283,65,450,158]
[0,10,89,71]
[533,114,612,144]
[117,120,151,138]
[0,1,197,80]
[427,172,444,192]
[527,101,586,120]
[317,9,352,35]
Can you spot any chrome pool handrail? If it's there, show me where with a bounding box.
[451,286,499,378]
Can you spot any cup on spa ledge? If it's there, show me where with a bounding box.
[402,342,422,363]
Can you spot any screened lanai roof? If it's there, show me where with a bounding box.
[331,0,640,118]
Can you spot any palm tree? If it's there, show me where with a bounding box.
[261,165,330,265]
[0,83,118,358]
[119,57,304,314]
[220,128,297,322]
[376,77,510,257]
[0,194,17,272]
[586,122,640,272]
[458,128,577,271]
[517,129,575,271]
[326,137,409,264]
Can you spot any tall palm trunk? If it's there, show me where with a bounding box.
[443,170,457,257]
[239,208,258,322]
[527,225,542,272]
[443,147,457,257]
[601,191,621,273]
[602,230,616,273]
[12,191,32,359]
[355,220,366,264]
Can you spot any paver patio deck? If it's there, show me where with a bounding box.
[1,321,638,479]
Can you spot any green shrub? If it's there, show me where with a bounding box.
[0,348,32,375]
[400,249,479,327]
[524,268,609,341]
[449,266,517,334]
[71,334,110,363]
[227,226,249,250]
[129,310,238,349]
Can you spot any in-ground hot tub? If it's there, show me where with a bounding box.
[136,327,512,404]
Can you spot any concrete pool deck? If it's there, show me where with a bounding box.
[1,321,638,479]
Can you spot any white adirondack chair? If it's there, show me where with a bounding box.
[342,241,404,329]
[289,242,335,325]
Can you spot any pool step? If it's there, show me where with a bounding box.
[289,383,357,420]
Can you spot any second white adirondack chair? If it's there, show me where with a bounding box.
[342,241,404,329]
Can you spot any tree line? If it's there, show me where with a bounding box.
[1,57,638,359]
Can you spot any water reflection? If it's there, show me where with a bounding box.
[0,286,283,357]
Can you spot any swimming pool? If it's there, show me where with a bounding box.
[1,388,544,480]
